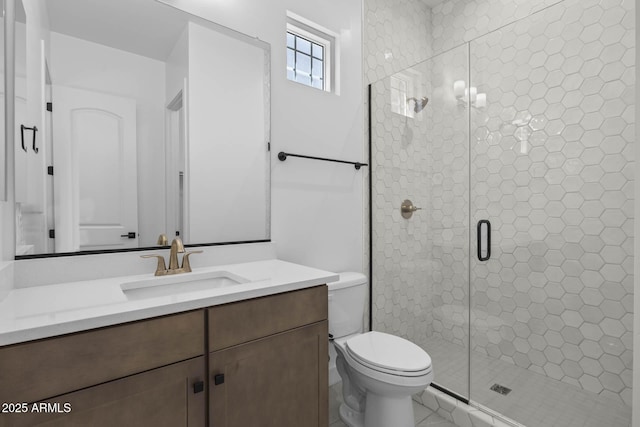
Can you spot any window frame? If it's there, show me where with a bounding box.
[286,23,332,92]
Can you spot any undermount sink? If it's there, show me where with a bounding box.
[121,270,250,300]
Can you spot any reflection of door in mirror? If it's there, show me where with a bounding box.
[166,87,186,242]
[52,86,138,252]
[15,1,52,255]
[14,0,48,256]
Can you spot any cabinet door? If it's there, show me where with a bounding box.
[209,321,328,427]
[0,357,205,427]
[0,310,204,405]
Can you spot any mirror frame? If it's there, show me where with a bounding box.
[13,0,272,259]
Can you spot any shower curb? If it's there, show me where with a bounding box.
[417,386,525,427]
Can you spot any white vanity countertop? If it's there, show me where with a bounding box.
[0,259,339,346]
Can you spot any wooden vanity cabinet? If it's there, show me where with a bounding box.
[1,357,206,427]
[208,285,328,427]
[0,285,328,427]
[0,310,205,427]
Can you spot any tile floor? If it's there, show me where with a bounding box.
[329,382,457,427]
[427,337,631,427]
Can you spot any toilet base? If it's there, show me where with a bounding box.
[339,393,415,427]
[339,403,364,427]
[364,392,414,427]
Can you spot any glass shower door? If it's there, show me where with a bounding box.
[370,43,471,400]
[468,2,634,426]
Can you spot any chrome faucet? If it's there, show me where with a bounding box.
[141,238,202,276]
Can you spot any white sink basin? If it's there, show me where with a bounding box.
[121,270,250,300]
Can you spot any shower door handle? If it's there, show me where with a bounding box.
[477,220,491,261]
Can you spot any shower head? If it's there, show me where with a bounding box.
[407,96,429,113]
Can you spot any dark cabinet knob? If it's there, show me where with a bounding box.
[193,381,204,394]
[214,374,225,385]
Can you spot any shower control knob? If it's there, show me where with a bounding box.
[401,199,421,219]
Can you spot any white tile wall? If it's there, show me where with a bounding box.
[368,0,635,417]
[370,64,431,344]
[469,0,634,406]
[371,43,471,396]
[430,0,563,55]
[364,0,432,84]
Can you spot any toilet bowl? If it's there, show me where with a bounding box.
[328,273,434,427]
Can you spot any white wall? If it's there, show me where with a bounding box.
[163,0,364,273]
[49,32,167,247]
[187,22,268,243]
[166,26,188,105]
[633,0,639,423]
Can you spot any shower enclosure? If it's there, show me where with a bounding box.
[369,0,634,426]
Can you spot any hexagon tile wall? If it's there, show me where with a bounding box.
[364,0,433,85]
[369,0,634,410]
[469,0,634,406]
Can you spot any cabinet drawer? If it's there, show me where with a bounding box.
[208,286,327,351]
[0,310,204,404]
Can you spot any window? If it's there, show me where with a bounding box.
[286,18,333,92]
[287,31,325,89]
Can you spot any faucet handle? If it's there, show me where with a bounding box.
[181,250,203,273]
[141,254,167,276]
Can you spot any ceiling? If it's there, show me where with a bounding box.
[41,0,446,61]
[45,0,192,61]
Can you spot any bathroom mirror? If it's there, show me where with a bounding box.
[14,0,270,256]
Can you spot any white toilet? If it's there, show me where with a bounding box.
[328,272,433,427]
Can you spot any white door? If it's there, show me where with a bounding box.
[53,86,138,252]
[165,83,188,242]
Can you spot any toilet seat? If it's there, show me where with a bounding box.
[345,331,432,377]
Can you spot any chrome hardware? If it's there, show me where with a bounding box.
[401,199,422,219]
[141,238,202,276]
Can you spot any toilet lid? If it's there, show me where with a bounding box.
[345,331,432,374]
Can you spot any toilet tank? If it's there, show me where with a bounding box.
[328,272,367,339]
